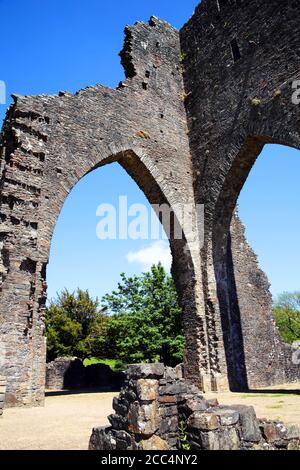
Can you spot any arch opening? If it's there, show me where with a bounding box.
[212,139,300,391]
[44,149,195,393]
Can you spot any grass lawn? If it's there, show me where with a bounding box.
[83,357,125,371]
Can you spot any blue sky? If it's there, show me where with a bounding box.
[0,0,299,301]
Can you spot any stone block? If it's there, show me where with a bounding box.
[181,396,209,416]
[158,381,188,396]
[218,427,240,450]
[199,374,211,393]
[261,421,300,444]
[287,440,300,450]
[137,379,159,401]
[108,413,128,430]
[234,405,261,443]
[159,405,178,417]
[211,374,229,392]
[113,397,128,416]
[126,364,165,379]
[139,435,170,450]
[164,364,184,381]
[208,407,239,426]
[158,395,177,405]
[260,422,281,444]
[198,431,220,450]
[207,398,219,408]
[128,401,159,436]
[159,415,178,434]
[187,411,219,431]
[89,426,117,450]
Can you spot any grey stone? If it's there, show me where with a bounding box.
[159,415,178,434]
[89,426,117,450]
[234,406,261,443]
[179,396,209,421]
[108,413,128,430]
[2,0,300,408]
[113,397,128,416]
[187,411,219,431]
[126,364,165,380]
[208,407,239,426]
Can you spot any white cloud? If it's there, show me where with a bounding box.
[126,240,172,272]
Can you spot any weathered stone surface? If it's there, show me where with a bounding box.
[0,375,6,417]
[113,397,129,417]
[46,358,85,390]
[179,396,209,420]
[89,364,300,451]
[158,395,177,405]
[287,440,300,450]
[207,398,219,408]
[208,407,239,427]
[126,364,165,380]
[159,381,188,396]
[197,431,220,450]
[219,427,240,451]
[136,379,159,402]
[159,415,178,434]
[108,413,128,431]
[89,427,116,450]
[139,435,169,450]
[260,421,300,444]
[164,364,183,381]
[128,401,159,436]
[46,357,125,392]
[234,406,261,443]
[2,0,300,407]
[159,405,178,418]
[285,424,300,440]
[115,430,133,451]
[187,411,219,431]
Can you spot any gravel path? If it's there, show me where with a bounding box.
[0,391,116,450]
[205,382,300,426]
[1,383,300,450]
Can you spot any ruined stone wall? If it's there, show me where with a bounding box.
[181,0,300,390]
[0,0,300,407]
[228,213,300,389]
[89,364,300,451]
[0,376,6,416]
[45,357,125,391]
[0,17,202,406]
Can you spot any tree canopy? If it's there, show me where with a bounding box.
[101,264,185,366]
[45,264,184,366]
[273,291,300,344]
[46,289,107,361]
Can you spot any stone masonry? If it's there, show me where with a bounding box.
[0,0,300,406]
[0,376,6,417]
[89,364,300,451]
[45,357,125,391]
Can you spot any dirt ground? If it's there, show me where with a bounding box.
[205,381,300,426]
[1,382,300,450]
[0,391,116,450]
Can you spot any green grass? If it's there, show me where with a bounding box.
[83,357,125,372]
[241,393,298,399]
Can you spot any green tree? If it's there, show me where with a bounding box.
[273,291,300,344]
[46,289,108,361]
[102,264,184,366]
